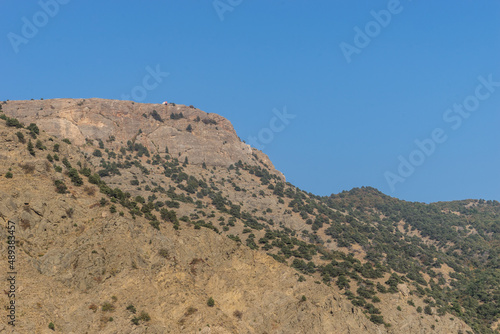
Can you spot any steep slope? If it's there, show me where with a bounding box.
[0,99,482,333]
[2,98,282,178]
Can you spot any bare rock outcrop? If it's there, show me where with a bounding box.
[2,98,283,178]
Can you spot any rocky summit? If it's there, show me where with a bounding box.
[0,98,497,333]
[2,98,281,176]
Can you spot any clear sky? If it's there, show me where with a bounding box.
[1,0,499,203]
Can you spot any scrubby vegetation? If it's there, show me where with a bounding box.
[1,111,497,333]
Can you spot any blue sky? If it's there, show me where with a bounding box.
[1,0,499,203]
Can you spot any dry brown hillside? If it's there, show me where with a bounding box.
[0,99,473,333]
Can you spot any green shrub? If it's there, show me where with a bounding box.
[6,117,23,128]
[131,311,150,325]
[369,314,384,325]
[80,167,91,177]
[68,168,83,186]
[149,221,160,230]
[27,140,35,156]
[102,302,115,312]
[139,311,150,321]
[165,200,180,208]
[351,298,365,307]
[202,118,217,125]
[170,112,184,120]
[16,131,25,143]
[35,139,45,150]
[151,110,163,122]
[54,180,68,194]
[207,297,215,307]
[5,172,13,178]
[48,322,55,330]
[62,157,71,169]
[126,305,137,314]
[88,173,101,184]
[27,123,39,138]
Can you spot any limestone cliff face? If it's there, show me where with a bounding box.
[2,98,283,179]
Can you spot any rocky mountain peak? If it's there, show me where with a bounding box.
[2,98,284,179]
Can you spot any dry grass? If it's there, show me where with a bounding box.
[185,307,197,316]
[84,186,96,196]
[189,258,204,275]
[19,162,35,174]
[20,218,31,230]
[158,248,169,259]
[65,208,74,218]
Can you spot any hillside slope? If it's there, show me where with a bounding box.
[0,99,489,333]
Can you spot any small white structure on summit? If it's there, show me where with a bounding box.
[162,101,168,105]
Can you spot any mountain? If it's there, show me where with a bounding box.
[0,98,497,333]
